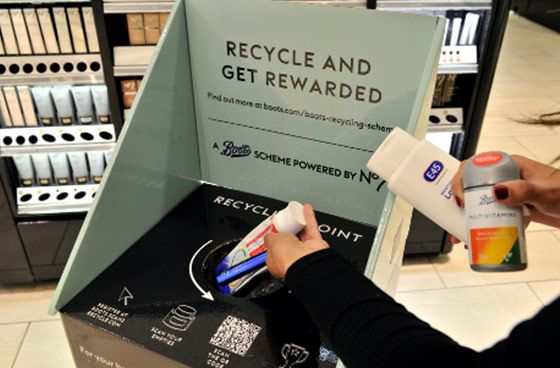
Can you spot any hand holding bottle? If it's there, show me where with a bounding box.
[450,154,560,244]
[265,204,329,279]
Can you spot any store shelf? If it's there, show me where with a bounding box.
[17,184,98,216]
[437,63,478,74]
[113,65,148,77]
[3,0,90,3]
[0,125,116,156]
[376,0,491,10]
[0,55,104,86]
[104,1,175,13]
[426,107,463,133]
[113,45,154,76]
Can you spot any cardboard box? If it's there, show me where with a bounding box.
[62,184,374,367]
[51,0,444,367]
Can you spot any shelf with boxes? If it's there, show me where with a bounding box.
[0,6,100,56]
[10,147,111,216]
[12,147,111,215]
[11,150,111,215]
[371,0,511,255]
[100,2,170,119]
[103,1,175,13]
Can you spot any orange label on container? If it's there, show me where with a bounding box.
[470,227,519,265]
[473,152,503,166]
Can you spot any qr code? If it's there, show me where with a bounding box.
[209,315,262,356]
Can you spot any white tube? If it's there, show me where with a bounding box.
[87,152,105,183]
[90,85,111,124]
[48,153,71,185]
[367,127,467,242]
[51,86,75,125]
[216,201,306,295]
[103,150,112,165]
[67,152,89,184]
[13,154,34,186]
[31,153,53,186]
[71,86,94,124]
[31,87,56,126]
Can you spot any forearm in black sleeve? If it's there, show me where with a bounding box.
[285,249,476,368]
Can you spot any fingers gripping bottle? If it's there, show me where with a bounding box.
[215,201,306,295]
[463,152,527,271]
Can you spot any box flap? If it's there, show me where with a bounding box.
[50,0,199,314]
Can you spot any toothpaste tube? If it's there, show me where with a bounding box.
[215,201,306,295]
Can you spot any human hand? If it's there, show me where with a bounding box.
[265,204,329,278]
[449,154,560,244]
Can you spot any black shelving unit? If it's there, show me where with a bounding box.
[0,0,123,283]
[368,0,512,255]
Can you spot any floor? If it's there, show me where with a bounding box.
[1,12,560,368]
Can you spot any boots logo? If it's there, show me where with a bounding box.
[219,141,251,158]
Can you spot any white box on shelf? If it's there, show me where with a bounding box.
[113,45,156,66]
[9,9,32,55]
[0,9,19,55]
[23,9,47,55]
[81,7,100,53]
[66,8,87,53]
[16,86,38,126]
[37,8,60,54]
[3,87,25,127]
[53,7,74,53]
[0,89,12,127]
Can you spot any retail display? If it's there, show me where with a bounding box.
[0,1,117,283]
[0,0,509,284]
[463,151,527,271]
[50,2,444,367]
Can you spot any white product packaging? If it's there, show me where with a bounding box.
[23,9,47,54]
[49,153,71,185]
[31,153,53,186]
[0,9,19,55]
[9,9,32,55]
[66,8,87,53]
[36,8,60,54]
[71,86,94,124]
[90,85,111,123]
[51,86,75,125]
[31,87,56,125]
[67,152,89,184]
[13,154,35,186]
[87,152,105,183]
[367,127,467,242]
[0,89,12,127]
[3,87,25,127]
[81,7,100,53]
[16,86,38,126]
[52,7,73,53]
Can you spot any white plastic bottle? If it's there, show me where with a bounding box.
[367,127,468,242]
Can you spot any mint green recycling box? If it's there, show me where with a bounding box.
[50,0,443,343]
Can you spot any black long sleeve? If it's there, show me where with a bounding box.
[285,249,560,368]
